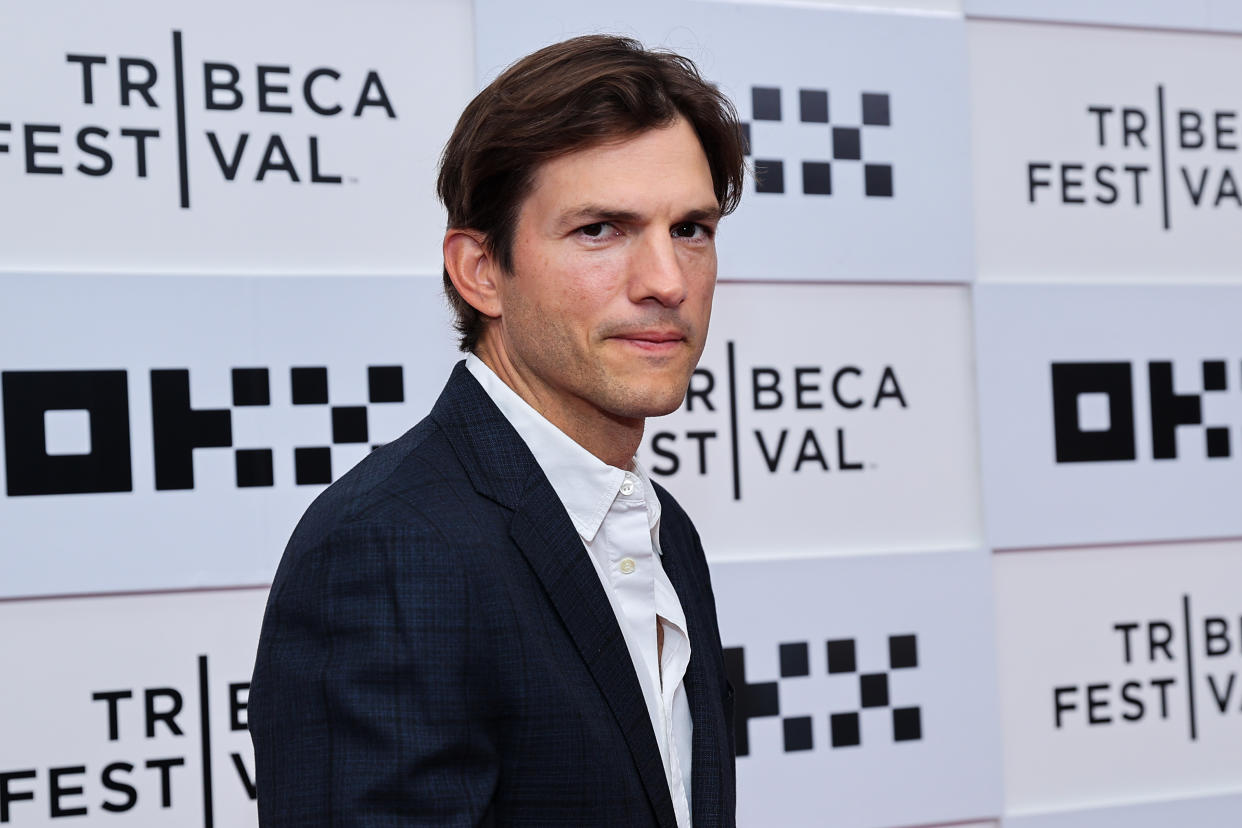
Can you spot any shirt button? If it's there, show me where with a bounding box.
[620,476,636,496]
[619,558,636,575]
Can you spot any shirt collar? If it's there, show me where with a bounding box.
[465,354,662,544]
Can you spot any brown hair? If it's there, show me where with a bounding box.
[436,34,746,351]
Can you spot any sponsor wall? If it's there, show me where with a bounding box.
[0,273,459,597]
[967,5,1242,827]
[970,18,1242,281]
[638,282,982,558]
[0,590,267,827]
[995,540,1242,815]
[1,1,1238,827]
[713,550,1002,828]
[0,0,472,275]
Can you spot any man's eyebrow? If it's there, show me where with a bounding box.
[554,204,722,229]
[680,206,722,223]
[554,205,643,229]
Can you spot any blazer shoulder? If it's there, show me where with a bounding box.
[279,413,482,564]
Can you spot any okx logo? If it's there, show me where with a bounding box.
[0,31,397,208]
[724,634,922,756]
[1052,594,1242,741]
[1051,360,1237,463]
[741,85,894,197]
[1026,85,1240,229]
[2,365,406,496]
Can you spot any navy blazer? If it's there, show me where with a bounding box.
[250,362,736,826]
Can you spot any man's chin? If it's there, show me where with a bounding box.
[606,378,694,420]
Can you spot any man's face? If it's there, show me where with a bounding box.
[485,117,720,434]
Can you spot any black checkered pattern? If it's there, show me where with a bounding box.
[292,365,405,485]
[725,633,922,756]
[743,86,894,198]
[826,634,921,748]
[231,368,274,487]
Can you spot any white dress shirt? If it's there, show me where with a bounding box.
[466,354,693,828]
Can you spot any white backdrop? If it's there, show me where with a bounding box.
[2,1,1240,826]
[0,0,472,274]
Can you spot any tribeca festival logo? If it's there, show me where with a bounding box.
[644,341,908,500]
[0,655,253,824]
[741,85,894,197]
[1052,594,1242,741]
[1,364,405,496]
[1026,86,1240,228]
[0,30,397,207]
[1051,359,1239,463]
[725,634,922,756]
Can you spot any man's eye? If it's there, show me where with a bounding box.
[580,222,609,237]
[673,222,714,239]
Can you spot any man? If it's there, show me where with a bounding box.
[249,34,745,827]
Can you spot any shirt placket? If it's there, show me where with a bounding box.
[611,475,659,690]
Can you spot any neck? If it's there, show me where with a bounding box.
[473,345,644,470]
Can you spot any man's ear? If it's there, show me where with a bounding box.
[443,229,503,319]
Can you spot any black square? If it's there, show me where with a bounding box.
[291,367,328,405]
[799,89,828,123]
[752,86,781,121]
[827,639,856,674]
[865,164,894,197]
[860,673,889,708]
[739,122,751,157]
[1052,362,1137,462]
[832,127,861,161]
[802,161,832,196]
[829,712,860,748]
[235,449,274,487]
[1207,427,1231,458]
[889,634,918,669]
[231,368,270,406]
[368,365,404,403]
[862,92,891,126]
[783,717,813,751]
[780,642,809,677]
[1203,360,1226,391]
[893,707,922,741]
[755,159,784,194]
[2,370,132,496]
[294,446,332,485]
[332,406,368,444]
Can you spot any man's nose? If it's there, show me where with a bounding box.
[629,232,688,307]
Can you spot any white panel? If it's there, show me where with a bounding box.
[965,0,1242,35]
[996,541,1242,814]
[975,283,1242,549]
[0,0,472,274]
[638,282,983,557]
[1005,791,1242,828]
[474,0,974,283]
[970,20,1242,282]
[713,549,1003,828]
[0,273,460,597]
[0,588,265,826]
[713,0,962,12]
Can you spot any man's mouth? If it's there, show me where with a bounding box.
[611,330,686,350]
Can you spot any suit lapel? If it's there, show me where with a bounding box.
[510,485,678,828]
[432,363,678,828]
[658,517,732,828]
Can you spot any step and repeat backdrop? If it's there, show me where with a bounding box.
[2,0,1239,826]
